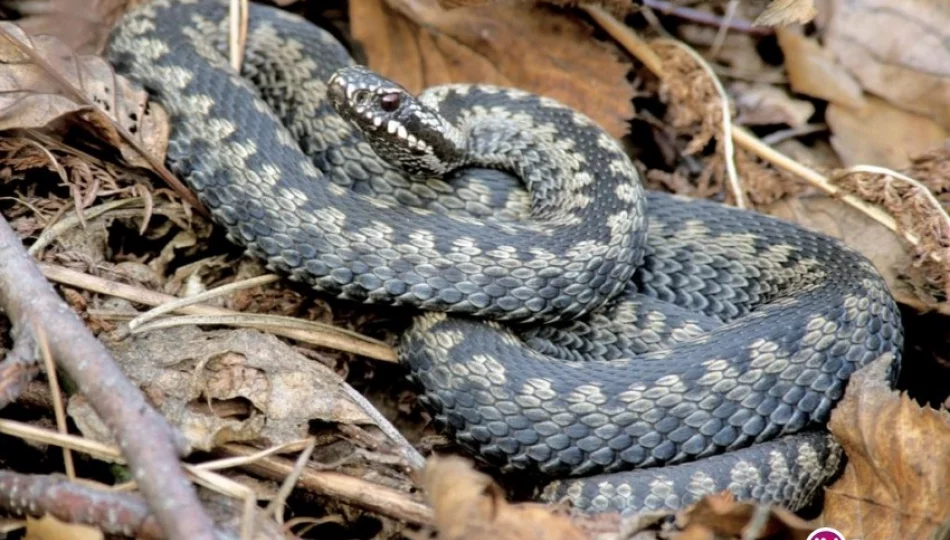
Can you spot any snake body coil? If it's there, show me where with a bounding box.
[107,0,904,514]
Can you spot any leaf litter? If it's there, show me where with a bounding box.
[0,0,947,538]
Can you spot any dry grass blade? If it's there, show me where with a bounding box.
[127,274,282,331]
[228,0,249,71]
[131,313,390,355]
[39,264,398,361]
[0,21,204,214]
[652,37,746,209]
[27,197,143,256]
[830,165,950,302]
[35,325,75,479]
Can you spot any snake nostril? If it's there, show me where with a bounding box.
[352,89,370,106]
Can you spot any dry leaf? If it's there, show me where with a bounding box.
[730,82,814,127]
[754,0,817,26]
[763,194,938,311]
[423,455,587,540]
[775,28,865,110]
[12,0,127,54]
[25,515,103,540]
[673,493,815,540]
[823,0,950,130]
[826,96,948,169]
[822,354,949,539]
[0,22,168,168]
[350,0,634,138]
[69,327,371,451]
[677,27,777,83]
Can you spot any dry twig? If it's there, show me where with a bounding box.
[220,443,434,526]
[0,215,217,539]
[0,471,172,540]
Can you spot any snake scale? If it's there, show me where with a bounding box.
[106,0,904,515]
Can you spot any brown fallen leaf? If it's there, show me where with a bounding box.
[763,193,945,313]
[822,354,950,539]
[775,28,865,111]
[350,0,635,138]
[730,81,814,127]
[0,22,168,169]
[672,493,815,540]
[69,326,371,451]
[822,0,950,130]
[826,96,948,169]
[754,0,817,26]
[423,455,587,540]
[11,0,127,54]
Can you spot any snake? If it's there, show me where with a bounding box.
[106,0,904,515]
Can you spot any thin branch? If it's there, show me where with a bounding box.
[584,5,667,78]
[0,214,217,539]
[38,264,397,362]
[0,471,169,540]
[709,0,739,57]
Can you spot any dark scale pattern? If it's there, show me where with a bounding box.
[105,0,904,515]
[106,0,646,325]
[399,193,903,512]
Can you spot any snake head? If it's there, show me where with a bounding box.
[327,65,465,177]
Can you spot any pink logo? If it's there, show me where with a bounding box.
[807,528,845,540]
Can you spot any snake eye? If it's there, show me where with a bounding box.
[380,92,401,112]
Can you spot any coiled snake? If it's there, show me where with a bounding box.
[107,0,904,515]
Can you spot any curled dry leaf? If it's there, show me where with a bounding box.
[423,455,587,540]
[822,0,950,130]
[350,0,635,138]
[823,354,950,539]
[672,492,815,540]
[775,28,865,111]
[0,22,168,168]
[68,326,371,451]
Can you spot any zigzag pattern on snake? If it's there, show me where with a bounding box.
[106,0,904,515]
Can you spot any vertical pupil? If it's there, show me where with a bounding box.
[380,93,400,112]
